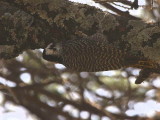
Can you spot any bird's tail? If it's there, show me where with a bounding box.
[135,66,160,84]
[124,55,160,84]
[132,60,159,69]
[124,55,159,70]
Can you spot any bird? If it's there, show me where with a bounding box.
[42,34,160,84]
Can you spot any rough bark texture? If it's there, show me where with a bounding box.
[1,1,160,120]
[0,0,160,62]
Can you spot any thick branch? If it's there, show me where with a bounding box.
[0,0,159,62]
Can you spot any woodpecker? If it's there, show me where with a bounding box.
[43,34,160,84]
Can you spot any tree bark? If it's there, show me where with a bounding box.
[0,0,160,62]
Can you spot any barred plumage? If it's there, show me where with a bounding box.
[63,40,129,71]
[42,34,160,84]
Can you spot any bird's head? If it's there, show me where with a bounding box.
[42,43,63,64]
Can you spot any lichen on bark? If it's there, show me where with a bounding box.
[0,0,160,62]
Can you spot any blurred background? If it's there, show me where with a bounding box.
[0,0,160,120]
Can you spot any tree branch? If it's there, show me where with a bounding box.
[0,0,159,63]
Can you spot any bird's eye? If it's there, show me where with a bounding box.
[52,47,57,51]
